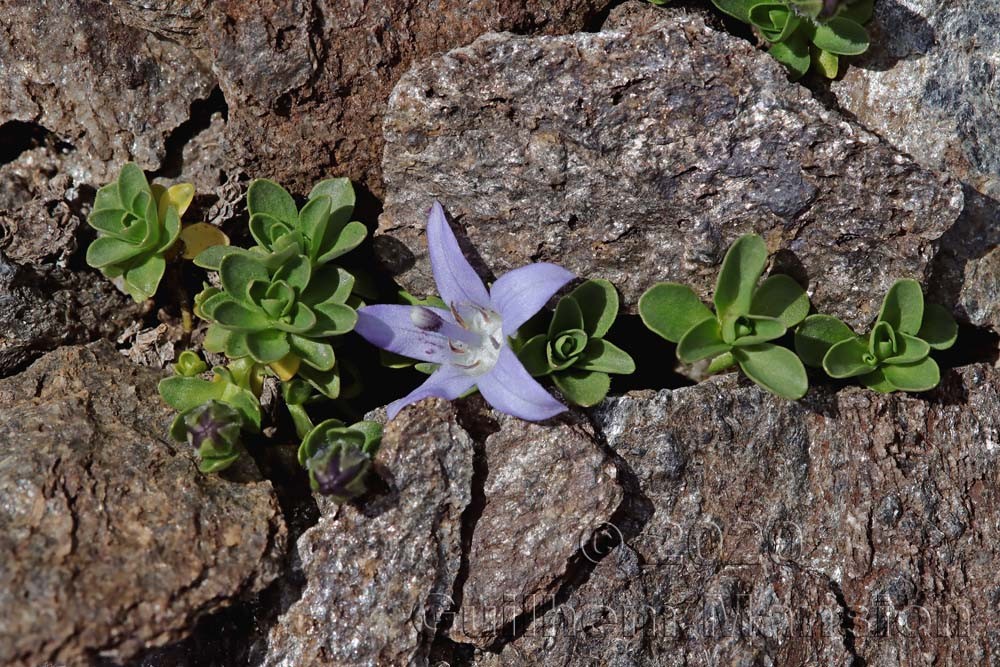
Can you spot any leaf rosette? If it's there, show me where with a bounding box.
[795,279,957,392]
[298,419,382,501]
[640,234,810,400]
[198,251,357,397]
[86,163,187,301]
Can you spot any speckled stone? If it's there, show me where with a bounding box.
[376,8,963,331]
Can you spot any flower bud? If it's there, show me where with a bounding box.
[306,441,372,501]
[173,400,242,473]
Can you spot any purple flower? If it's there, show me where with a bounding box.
[355,201,573,421]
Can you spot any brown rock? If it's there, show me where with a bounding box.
[0,0,216,184]
[263,399,475,667]
[447,411,623,646]
[0,342,286,667]
[376,8,963,330]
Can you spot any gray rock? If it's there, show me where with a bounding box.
[376,9,963,330]
[0,0,216,185]
[459,364,1000,665]
[0,342,286,667]
[263,399,475,667]
[446,410,622,646]
[0,254,146,377]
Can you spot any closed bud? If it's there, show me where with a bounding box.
[306,441,372,502]
[172,400,242,473]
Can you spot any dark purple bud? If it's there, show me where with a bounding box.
[307,441,372,501]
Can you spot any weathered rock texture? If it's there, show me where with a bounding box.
[263,400,475,667]
[0,254,145,377]
[0,343,286,667]
[376,9,963,330]
[466,364,1000,665]
[829,0,1000,332]
[446,410,622,646]
[0,0,216,184]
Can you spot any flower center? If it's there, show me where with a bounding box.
[447,303,504,376]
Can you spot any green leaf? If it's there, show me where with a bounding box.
[794,314,855,367]
[290,335,336,371]
[839,0,874,24]
[549,295,585,337]
[710,0,754,22]
[677,318,731,363]
[198,453,240,474]
[93,182,122,211]
[350,420,383,455]
[274,303,319,334]
[822,336,873,378]
[547,330,588,370]
[567,279,619,338]
[884,333,930,365]
[316,221,368,264]
[811,17,870,55]
[638,283,714,343]
[309,177,355,210]
[917,303,958,350]
[553,369,611,407]
[220,254,269,304]
[124,256,166,302]
[882,357,941,392]
[859,368,895,393]
[517,334,551,376]
[750,275,809,327]
[868,321,898,361]
[249,212,293,249]
[813,47,840,78]
[577,339,635,375]
[88,208,129,237]
[301,265,355,306]
[246,330,291,363]
[211,300,270,331]
[877,279,924,335]
[714,234,768,326]
[706,351,737,373]
[312,302,358,335]
[86,236,143,268]
[118,163,151,211]
[769,30,811,79]
[787,0,823,18]
[298,195,332,258]
[748,4,800,42]
[273,253,312,293]
[733,343,809,400]
[194,244,243,270]
[247,179,298,224]
[299,364,341,399]
[157,205,182,253]
[158,376,224,412]
[731,315,787,346]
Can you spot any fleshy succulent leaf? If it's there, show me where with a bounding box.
[877,279,924,335]
[247,179,298,224]
[733,343,808,400]
[917,303,958,350]
[882,357,940,392]
[823,336,873,378]
[549,295,585,337]
[770,31,812,79]
[811,16,869,55]
[518,334,551,376]
[577,339,635,374]
[180,222,229,260]
[246,330,292,363]
[567,279,619,338]
[677,318,730,363]
[714,234,768,326]
[884,333,931,365]
[639,282,714,343]
[552,369,611,407]
[124,256,166,302]
[794,314,855,367]
[730,315,787,346]
[750,274,810,327]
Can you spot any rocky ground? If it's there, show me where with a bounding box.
[0,1,997,666]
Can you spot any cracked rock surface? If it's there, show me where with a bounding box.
[263,400,475,667]
[0,342,287,667]
[376,7,963,330]
[465,364,1000,665]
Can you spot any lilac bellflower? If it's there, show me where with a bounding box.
[355,202,574,421]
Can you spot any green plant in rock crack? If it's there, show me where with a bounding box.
[711,0,873,79]
[298,418,382,501]
[158,352,265,473]
[795,279,957,392]
[639,234,810,399]
[197,250,358,398]
[85,163,185,301]
[514,279,635,407]
[194,177,367,271]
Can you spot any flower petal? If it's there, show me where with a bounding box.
[426,201,490,308]
[386,365,476,420]
[490,262,575,337]
[355,304,455,364]
[477,346,566,421]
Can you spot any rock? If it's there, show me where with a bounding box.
[0,193,81,266]
[461,364,1000,665]
[0,0,216,184]
[446,410,623,646]
[0,254,146,377]
[0,342,286,667]
[830,0,1000,197]
[376,8,963,330]
[828,0,1000,332]
[198,0,615,196]
[263,399,475,667]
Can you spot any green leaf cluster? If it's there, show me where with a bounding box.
[640,234,810,400]
[516,279,635,407]
[298,419,382,501]
[711,0,873,79]
[170,400,243,473]
[85,163,189,301]
[194,178,367,398]
[795,279,957,392]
